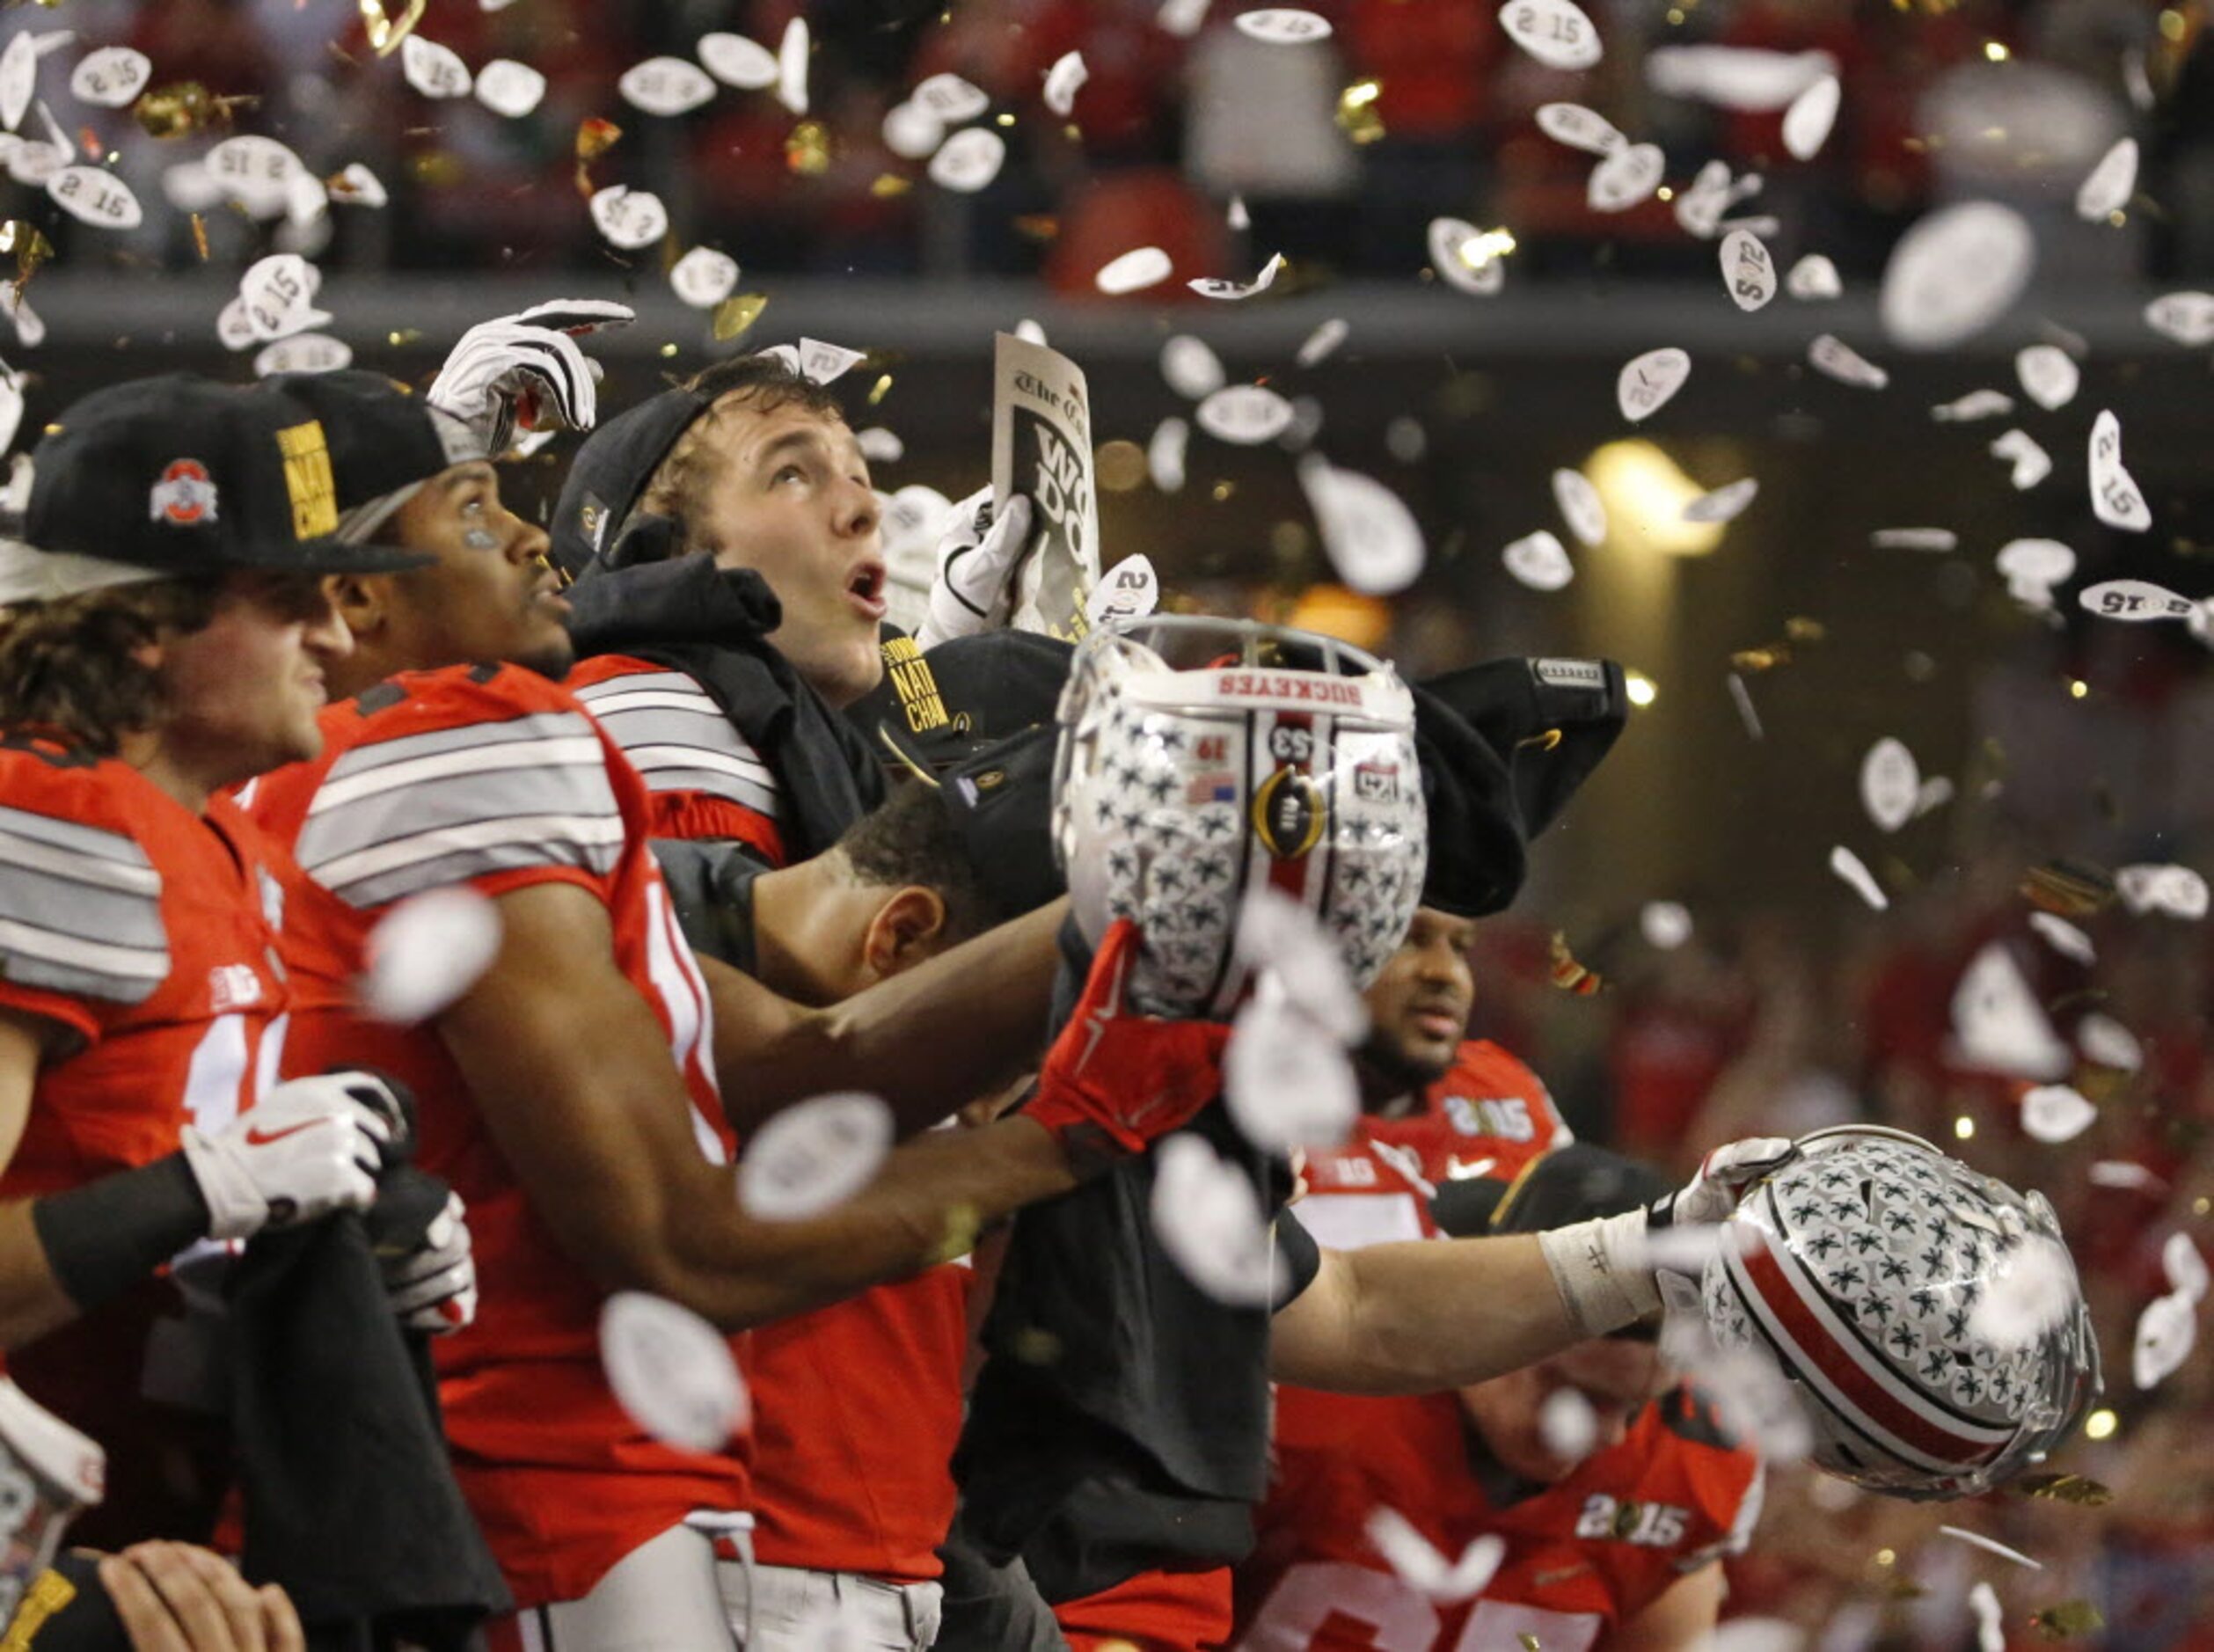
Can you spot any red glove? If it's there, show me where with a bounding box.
[1023,920,1231,1170]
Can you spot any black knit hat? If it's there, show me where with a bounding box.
[548,384,710,579]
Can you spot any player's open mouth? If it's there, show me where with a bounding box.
[844,560,888,620]
[1412,1005,1463,1040]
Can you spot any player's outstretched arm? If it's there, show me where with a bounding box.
[1602,1563,1724,1652]
[440,881,1086,1329]
[696,897,1067,1137]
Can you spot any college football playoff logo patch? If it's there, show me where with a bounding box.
[150,458,216,525]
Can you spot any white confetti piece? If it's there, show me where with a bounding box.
[1585,143,1663,213]
[330,162,387,208]
[0,362,21,456]
[2090,1160,2163,1191]
[1971,1237,2079,1356]
[4,290,41,352]
[2014,345,2079,411]
[1781,73,1839,159]
[68,46,148,109]
[252,333,352,377]
[1226,193,1250,230]
[1234,8,1333,43]
[1950,942,2071,1078]
[2115,864,2209,919]
[1299,455,1425,596]
[698,32,778,90]
[473,58,546,118]
[1147,416,1188,493]
[2028,911,2094,965]
[1860,737,1918,833]
[1225,987,1359,1153]
[881,99,943,159]
[2088,410,2152,531]
[45,164,139,230]
[1043,50,1087,116]
[1385,418,1426,464]
[622,55,716,115]
[1151,1133,1276,1305]
[205,134,303,216]
[1911,776,1952,817]
[1809,334,1889,389]
[1640,902,1692,949]
[737,1092,892,1220]
[1364,1508,1507,1603]
[361,887,502,1023]
[1538,1387,1599,1461]
[1645,45,1832,109]
[1427,216,1510,294]
[1190,252,1285,302]
[1502,529,1574,591]
[2145,290,2214,347]
[0,33,33,133]
[1296,317,1348,368]
[1719,227,1776,311]
[1195,384,1293,446]
[926,126,1005,193]
[2132,1290,2196,1390]
[599,1291,748,1453]
[1703,1621,1807,1652]
[1086,553,1160,628]
[588,185,669,251]
[1683,477,1758,523]
[1870,527,1954,552]
[1996,537,2073,610]
[1535,101,1624,155]
[1617,346,1690,422]
[1096,245,1173,295]
[1784,253,1841,301]
[1672,158,1759,239]
[1,132,59,188]
[1932,389,2014,422]
[2020,1084,2096,1144]
[400,33,471,99]
[855,428,902,465]
[1498,0,1602,70]
[239,253,327,343]
[2079,1012,2142,1073]
[669,246,739,309]
[2076,136,2137,222]
[216,295,257,352]
[1880,201,2035,350]
[794,338,866,386]
[1158,0,1213,37]
[1989,429,2050,492]
[2080,580,2196,626]
[2164,1232,2208,1305]
[1969,1584,2004,1652]
[1160,339,1227,404]
[281,167,328,231]
[1938,1526,2044,1571]
[1727,673,1762,740]
[1830,844,1888,910]
[912,71,988,125]
[774,16,808,113]
[1552,467,1606,546]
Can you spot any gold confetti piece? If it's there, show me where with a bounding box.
[576,117,623,162]
[1730,645,1791,673]
[1784,615,1826,643]
[1337,77,1386,145]
[866,372,893,406]
[189,211,208,261]
[0,221,53,291]
[2013,1472,2115,1506]
[385,329,422,347]
[785,120,830,176]
[2023,859,2115,918]
[358,0,427,56]
[132,82,246,140]
[1882,1575,1931,1600]
[1518,1636,1541,1652]
[712,292,769,343]
[930,1202,982,1266]
[869,172,911,198]
[1013,214,1060,242]
[1549,931,1604,996]
[2031,1601,2103,1639]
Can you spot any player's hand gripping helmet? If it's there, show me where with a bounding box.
[0,1378,103,1627]
[1699,1124,2100,1501]
[1053,616,1427,1019]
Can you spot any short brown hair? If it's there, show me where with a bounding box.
[634,356,850,556]
[834,779,1010,945]
[0,576,222,755]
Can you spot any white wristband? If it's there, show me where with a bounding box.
[1537,1209,1662,1337]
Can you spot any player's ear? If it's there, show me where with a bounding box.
[328,573,388,641]
[859,886,948,982]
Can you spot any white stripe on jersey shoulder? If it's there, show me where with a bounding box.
[307,814,628,909]
[0,800,168,1004]
[574,669,782,813]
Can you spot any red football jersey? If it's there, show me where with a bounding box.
[1292,1041,1571,1253]
[566,654,788,869]
[0,739,292,1545]
[247,664,744,1610]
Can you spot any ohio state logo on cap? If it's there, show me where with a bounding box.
[149,458,217,526]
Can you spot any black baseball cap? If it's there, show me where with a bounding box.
[1411,681,1528,920]
[549,383,713,580]
[938,720,1063,917]
[262,370,491,544]
[849,630,1075,780]
[1435,1142,1672,1239]
[3,375,428,603]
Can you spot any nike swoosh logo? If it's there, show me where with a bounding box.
[1444,1156,1497,1181]
[243,1118,329,1148]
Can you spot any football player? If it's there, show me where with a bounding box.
[0,377,432,1546]
[1239,1144,1764,1652]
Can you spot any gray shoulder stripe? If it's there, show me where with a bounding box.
[0,913,168,1005]
[0,822,162,899]
[573,670,713,706]
[0,802,159,871]
[321,710,599,782]
[0,855,166,961]
[314,815,627,910]
[298,759,623,876]
[624,762,779,818]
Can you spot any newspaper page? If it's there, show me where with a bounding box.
[990,332,1100,641]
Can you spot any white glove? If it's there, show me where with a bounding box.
[428,298,636,456]
[1656,1136,1798,1230]
[917,486,1034,648]
[179,1073,400,1243]
[380,1191,478,1335]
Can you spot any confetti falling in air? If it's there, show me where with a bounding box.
[2075,137,2137,222]
[2015,346,2079,412]
[1502,529,1575,591]
[1499,0,1603,72]
[1551,468,1606,546]
[1781,74,1839,160]
[1830,845,1888,910]
[1641,902,1693,949]
[735,1093,893,1220]
[1196,384,1294,446]
[1938,1526,2044,1571]
[598,1291,749,1453]
[1150,1133,1277,1305]
[1617,347,1690,423]
[1880,201,2036,350]
[1785,253,1841,300]
[2145,290,2214,346]
[1364,1507,1507,1602]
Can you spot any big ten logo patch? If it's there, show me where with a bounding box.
[1575,1495,1688,1547]
[1443,1094,1536,1141]
[274,420,339,540]
[880,636,948,733]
